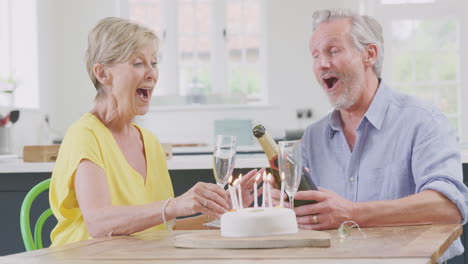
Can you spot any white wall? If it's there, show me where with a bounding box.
[9,0,360,154]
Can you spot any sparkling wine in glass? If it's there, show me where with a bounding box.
[205,135,236,228]
[279,140,302,210]
[213,135,237,189]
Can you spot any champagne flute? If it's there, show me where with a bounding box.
[205,135,236,228]
[278,140,302,210]
[213,135,237,189]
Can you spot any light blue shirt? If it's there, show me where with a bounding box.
[301,82,468,261]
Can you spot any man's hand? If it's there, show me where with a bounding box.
[294,187,358,230]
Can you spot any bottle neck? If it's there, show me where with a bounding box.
[257,134,279,160]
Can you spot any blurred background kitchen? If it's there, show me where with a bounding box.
[2,1,468,260]
[0,0,467,154]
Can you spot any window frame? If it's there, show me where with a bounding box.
[123,0,265,107]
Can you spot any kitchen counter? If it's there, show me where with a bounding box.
[0,153,269,173]
[2,147,468,174]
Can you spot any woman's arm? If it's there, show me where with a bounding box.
[75,159,229,237]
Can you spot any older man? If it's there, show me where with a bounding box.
[296,9,468,261]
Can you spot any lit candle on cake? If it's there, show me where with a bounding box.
[262,171,267,207]
[267,173,273,208]
[279,172,285,207]
[237,174,243,209]
[228,175,237,210]
[254,173,261,208]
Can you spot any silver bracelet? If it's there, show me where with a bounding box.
[162,198,175,230]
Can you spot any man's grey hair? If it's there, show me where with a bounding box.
[312,9,384,77]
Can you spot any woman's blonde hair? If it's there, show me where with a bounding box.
[85,17,158,90]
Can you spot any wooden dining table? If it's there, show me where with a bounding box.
[0,224,462,264]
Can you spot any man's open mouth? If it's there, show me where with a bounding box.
[322,76,339,90]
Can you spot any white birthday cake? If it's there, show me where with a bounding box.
[220,207,298,237]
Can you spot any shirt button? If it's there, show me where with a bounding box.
[349,176,355,182]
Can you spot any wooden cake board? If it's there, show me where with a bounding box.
[173,230,331,249]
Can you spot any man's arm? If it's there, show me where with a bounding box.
[293,188,460,230]
[357,189,460,226]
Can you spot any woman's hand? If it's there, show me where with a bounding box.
[235,168,265,208]
[168,182,230,219]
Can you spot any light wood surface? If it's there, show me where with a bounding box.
[0,224,461,264]
[23,145,61,162]
[174,230,330,249]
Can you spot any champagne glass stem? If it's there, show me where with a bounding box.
[288,194,294,210]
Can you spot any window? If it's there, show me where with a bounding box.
[390,19,460,132]
[0,0,14,98]
[368,0,464,139]
[0,0,39,108]
[127,0,263,106]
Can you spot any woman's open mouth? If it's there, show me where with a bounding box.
[136,88,151,102]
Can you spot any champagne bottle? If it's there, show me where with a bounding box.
[253,124,317,207]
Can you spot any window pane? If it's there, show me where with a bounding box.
[437,20,458,50]
[413,85,433,102]
[246,67,261,94]
[414,53,434,82]
[229,49,242,63]
[246,48,259,63]
[179,0,212,35]
[226,0,262,102]
[394,85,412,95]
[244,1,260,35]
[178,0,212,100]
[227,0,242,33]
[439,53,458,81]
[229,67,244,94]
[448,117,459,135]
[438,85,458,114]
[390,18,460,135]
[392,55,412,82]
[179,1,195,35]
[129,0,164,36]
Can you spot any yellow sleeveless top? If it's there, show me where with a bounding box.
[49,113,174,247]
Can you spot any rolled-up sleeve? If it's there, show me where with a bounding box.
[412,109,468,224]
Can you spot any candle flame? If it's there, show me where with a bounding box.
[255,172,261,182]
[263,170,267,180]
[228,175,233,184]
[238,174,243,183]
[281,172,285,181]
[267,173,272,182]
[233,178,239,186]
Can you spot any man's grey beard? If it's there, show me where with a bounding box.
[328,81,361,110]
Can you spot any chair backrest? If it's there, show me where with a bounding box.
[20,178,53,251]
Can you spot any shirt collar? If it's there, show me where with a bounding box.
[328,109,342,139]
[364,80,390,130]
[328,80,391,139]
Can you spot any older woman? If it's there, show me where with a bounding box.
[49,17,259,246]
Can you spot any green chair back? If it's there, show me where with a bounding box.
[20,178,53,251]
